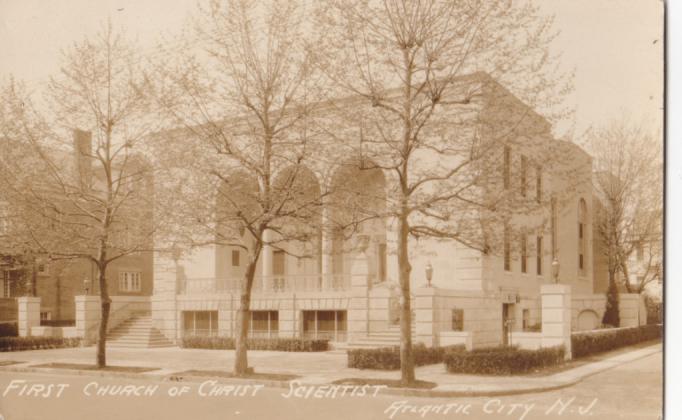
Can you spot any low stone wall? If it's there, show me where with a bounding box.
[572,293,647,330]
[439,331,473,350]
[415,287,502,348]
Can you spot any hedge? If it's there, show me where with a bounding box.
[0,337,81,352]
[347,344,465,370]
[0,322,17,337]
[444,346,565,375]
[180,336,329,352]
[571,324,662,358]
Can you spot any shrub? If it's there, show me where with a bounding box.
[571,324,662,358]
[180,336,329,352]
[0,337,81,352]
[645,296,662,324]
[347,343,465,370]
[443,346,565,375]
[602,279,620,327]
[0,322,17,337]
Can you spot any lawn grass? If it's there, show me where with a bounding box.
[171,369,299,381]
[31,362,159,373]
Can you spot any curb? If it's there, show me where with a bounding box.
[0,344,661,398]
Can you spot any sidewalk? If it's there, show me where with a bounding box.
[0,342,662,398]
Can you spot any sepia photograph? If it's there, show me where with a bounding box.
[0,0,666,419]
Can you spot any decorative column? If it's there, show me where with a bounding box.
[75,295,101,344]
[414,287,438,347]
[348,249,370,340]
[321,205,334,290]
[151,250,181,344]
[262,229,274,291]
[541,284,572,359]
[17,296,41,337]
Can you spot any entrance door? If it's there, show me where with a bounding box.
[502,303,515,346]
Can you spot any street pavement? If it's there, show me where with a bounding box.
[0,342,662,397]
[0,350,662,420]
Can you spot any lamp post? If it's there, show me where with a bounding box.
[425,261,433,287]
[83,277,91,295]
[551,257,560,284]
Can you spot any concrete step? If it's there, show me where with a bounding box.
[106,315,173,348]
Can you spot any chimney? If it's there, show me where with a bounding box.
[73,129,92,186]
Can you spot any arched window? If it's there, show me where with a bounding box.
[578,199,588,273]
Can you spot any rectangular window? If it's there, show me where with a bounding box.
[302,310,347,341]
[522,309,530,331]
[377,243,387,283]
[451,309,464,331]
[536,236,543,275]
[536,166,542,203]
[119,271,142,292]
[503,146,511,190]
[520,234,527,273]
[578,222,585,271]
[250,310,278,338]
[273,250,285,275]
[520,155,527,197]
[231,249,240,267]
[183,311,218,337]
[504,226,511,272]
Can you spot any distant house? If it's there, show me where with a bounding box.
[0,130,153,325]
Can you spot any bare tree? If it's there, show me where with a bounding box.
[0,23,159,368]
[314,0,571,384]
[153,0,330,376]
[588,119,663,296]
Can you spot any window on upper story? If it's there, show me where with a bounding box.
[536,235,543,275]
[520,155,527,197]
[503,146,511,190]
[504,226,511,272]
[520,234,528,273]
[578,199,588,273]
[119,271,142,292]
[231,249,240,267]
[273,250,285,276]
[536,165,542,203]
[451,309,464,331]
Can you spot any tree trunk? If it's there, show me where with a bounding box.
[620,259,633,293]
[233,257,258,376]
[96,263,110,368]
[397,213,415,385]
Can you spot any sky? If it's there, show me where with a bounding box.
[0,0,664,139]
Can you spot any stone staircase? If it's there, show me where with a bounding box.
[334,322,416,351]
[106,312,174,348]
